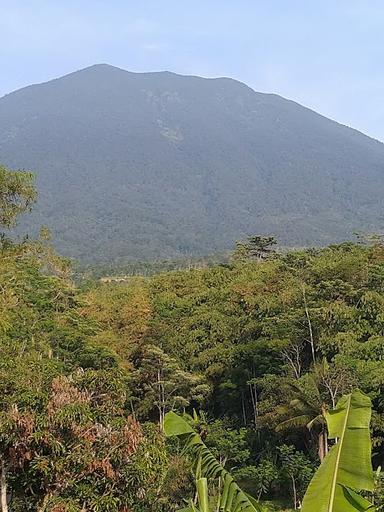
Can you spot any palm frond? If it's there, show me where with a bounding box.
[306,414,325,430]
[276,414,313,432]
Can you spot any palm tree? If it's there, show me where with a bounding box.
[275,378,328,461]
[276,360,355,461]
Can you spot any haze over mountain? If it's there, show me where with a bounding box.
[1,63,383,263]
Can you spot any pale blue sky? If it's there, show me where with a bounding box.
[1,0,384,140]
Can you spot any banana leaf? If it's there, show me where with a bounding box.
[164,411,262,512]
[301,390,375,512]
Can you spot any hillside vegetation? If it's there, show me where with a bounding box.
[1,165,384,510]
[1,64,384,262]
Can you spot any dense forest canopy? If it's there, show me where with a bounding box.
[1,164,384,511]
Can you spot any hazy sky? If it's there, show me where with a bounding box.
[2,0,384,140]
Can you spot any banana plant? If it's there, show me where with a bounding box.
[301,389,375,512]
[164,411,262,512]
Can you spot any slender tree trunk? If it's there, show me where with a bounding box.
[302,284,315,364]
[291,474,297,510]
[157,366,165,430]
[129,398,136,421]
[330,392,336,410]
[1,460,8,512]
[241,391,247,426]
[249,383,258,426]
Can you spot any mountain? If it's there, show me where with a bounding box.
[1,63,384,263]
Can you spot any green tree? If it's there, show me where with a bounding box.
[278,445,314,510]
[235,459,279,502]
[233,236,277,262]
[204,419,250,467]
[132,344,209,428]
[0,165,36,228]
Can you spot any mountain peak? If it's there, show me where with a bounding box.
[60,62,131,79]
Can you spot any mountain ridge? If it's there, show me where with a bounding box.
[8,63,379,142]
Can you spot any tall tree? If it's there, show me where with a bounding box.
[233,235,277,262]
[0,165,36,229]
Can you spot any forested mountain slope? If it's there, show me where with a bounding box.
[1,64,384,262]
